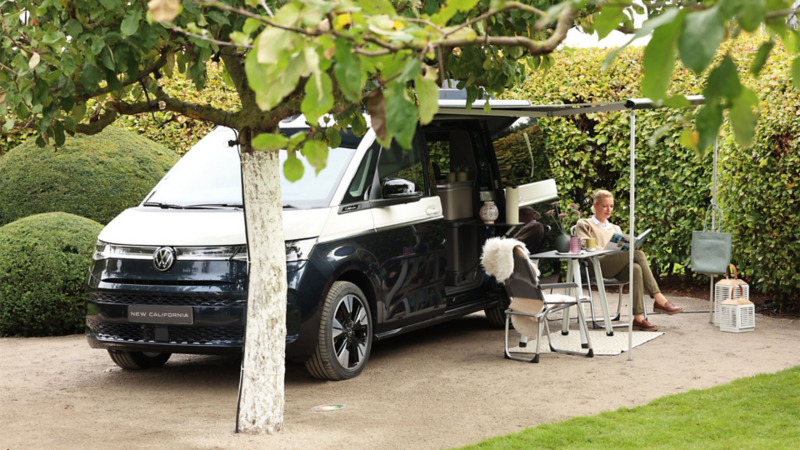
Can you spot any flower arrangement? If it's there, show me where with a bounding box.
[545,201,581,235]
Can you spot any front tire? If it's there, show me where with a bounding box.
[108,350,171,370]
[305,281,373,381]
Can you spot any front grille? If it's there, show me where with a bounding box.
[89,291,247,307]
[87,318,244,345]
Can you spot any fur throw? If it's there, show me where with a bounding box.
[481,237,540,284]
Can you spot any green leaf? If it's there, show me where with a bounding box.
[207,10,230,25]
[3,118,14,132]
[791,56,800,90]
[80,63,104,91]
[750,39,775,77]
[100,46,115,71]
[256,26,295,65]
[283,152,305,182]
[333,39,362,101]
[62,54,76,77]
[252,133,288,151]
[121,9,142,37]
[641,12,685,101]
[302,139,328,173]
[54,120,66,147]
[301,72,334,125]
[696,102,723,153]
[416,76,439,125]
[385,82,416,149]
[399,58,421,83]
[679,6,725,73]
[729,87,758,147]
[90,36,105,56]
[593,6,625,40]
[246,39,306,111]
[325,127,342,149]
[360,0,398,15]
[704,55,742,102]
[784,31,800,54]
[739,0,766,32]
[243,18,262,34]
[65,19,83,37]
[99,0,121,9]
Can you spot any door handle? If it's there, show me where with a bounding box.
[426,206,440,216]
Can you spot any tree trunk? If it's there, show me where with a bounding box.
[237,148,287,434]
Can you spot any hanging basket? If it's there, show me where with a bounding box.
[714,264,749,327]
[720,285,755,333]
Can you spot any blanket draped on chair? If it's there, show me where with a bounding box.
[481,237,540,285]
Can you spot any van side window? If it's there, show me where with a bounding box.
[342,143,378,204]
[376,139,427,198]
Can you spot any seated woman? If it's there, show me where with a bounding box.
[575,189,682,331]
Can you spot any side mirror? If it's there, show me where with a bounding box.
[383,178,419,199]
[370,178,423,208]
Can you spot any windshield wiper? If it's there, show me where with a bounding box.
[282,203,302,209]
[143,202,186,209]
[188,203,244,209]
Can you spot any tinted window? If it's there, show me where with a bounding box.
[376,139,426,198]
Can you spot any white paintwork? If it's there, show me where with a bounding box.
[506,179,558,207]
[318,207,374,244]
[98,207,328,246]
[371,196,443,230]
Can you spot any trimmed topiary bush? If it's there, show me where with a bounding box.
[0,126,179,226]
[0,212,103,337]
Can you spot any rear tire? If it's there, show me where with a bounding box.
[108,350,171,370]
[305,281,373,381]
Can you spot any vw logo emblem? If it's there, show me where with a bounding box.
[153,247,176,271]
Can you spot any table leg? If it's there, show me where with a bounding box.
[590,257,614,336]
[562,261,573,335]
[570,260,588,348]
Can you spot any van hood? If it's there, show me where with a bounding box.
[98,207,328,246]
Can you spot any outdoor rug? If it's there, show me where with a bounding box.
[508,330,664,356]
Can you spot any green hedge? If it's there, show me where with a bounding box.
[718,42,800,308]
[496,35,798,306]
[0,213,103,337]
[0,126,179,226]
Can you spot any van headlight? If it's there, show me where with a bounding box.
[93,241,153,260]
[286,238,317,262]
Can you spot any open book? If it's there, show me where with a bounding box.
[603,229,652,252]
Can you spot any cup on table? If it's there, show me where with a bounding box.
[457,171,468,182]
[585,237,597,251]
[570,236,581,254]
[446,172,456,183]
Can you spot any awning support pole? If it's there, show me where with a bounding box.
[628,109,635,361]
[709,139,718,323]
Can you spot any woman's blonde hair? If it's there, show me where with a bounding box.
[591,189,613,213]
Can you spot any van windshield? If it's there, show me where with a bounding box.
[145,127,358,209]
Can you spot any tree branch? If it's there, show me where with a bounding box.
[220,50,257,112]
[441,6,576,55]
[76,49,172,102]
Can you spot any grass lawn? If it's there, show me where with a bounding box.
[458,366,800,449]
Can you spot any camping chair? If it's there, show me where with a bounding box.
[482,238,594,363]
[565,226,646,330]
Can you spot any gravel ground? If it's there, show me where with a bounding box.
[2,295,800,450]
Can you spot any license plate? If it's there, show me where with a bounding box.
[128,305,193,325]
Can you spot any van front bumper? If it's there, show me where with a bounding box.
[86,291,248,354]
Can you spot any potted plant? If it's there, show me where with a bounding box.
[546,202,581,253]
